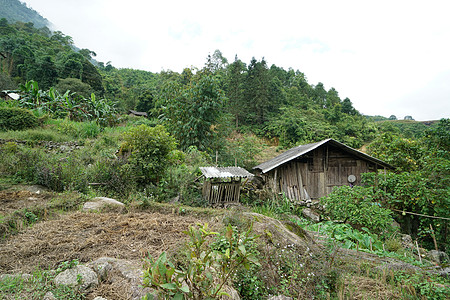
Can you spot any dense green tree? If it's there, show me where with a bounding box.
[243,57,271,125]
[225,55,246,129]
[135,89,155,114]
[55,77,93,98]
[158,73,225,152]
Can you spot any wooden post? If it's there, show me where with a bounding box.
[415,240,422,263]
[430,224,438,251]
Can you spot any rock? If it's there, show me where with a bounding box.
[375,262,421,272]
[400,234,414,249]
[244,212,316,252]
[83,197,125,211]
[88,260,112,281]
[54,265,98,292]
[93,297,108,300]
[221,285,240,299]
[438,267,450,278]
[88,257,154,300]
[427,250,449,265]
[268,296,293,300]
[43,291,57,300]
[302,208,320,222]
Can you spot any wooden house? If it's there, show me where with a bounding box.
[199,167,253,205]
[253,139,392,201]
[128,110,148,117]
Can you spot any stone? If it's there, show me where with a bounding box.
[93,297,108,300]
[400,234,414,249]
[221,285,240,299]
[268,296,293,300]
[438,267,449,278]
[88,260,112,281]
[88,257,154,300]
[302,208,320,222]
[54,265,98,292]
[375,262,421,272]
[427,250,449,265]
[83,197,125,211]
[43,291,57,300]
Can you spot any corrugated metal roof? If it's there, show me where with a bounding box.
[200,167,254,178]
[253,138,393,174]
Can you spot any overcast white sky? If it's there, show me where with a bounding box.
[23,0,450,121]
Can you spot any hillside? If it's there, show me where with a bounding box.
[0,0,49,28]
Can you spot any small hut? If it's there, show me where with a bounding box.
[128,110,148,117]
[0,91,20,101]
[253,139,392,201]
[199,167,253,205]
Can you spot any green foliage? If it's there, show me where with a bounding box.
[120,124,176,185]
[143,223,260,300]
[0,268,83,300]
[0,107,38,131]
[391,271,450,300]
[321,185,393,232]
[158,73,225,153]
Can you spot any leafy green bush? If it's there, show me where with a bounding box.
[0,107,38,131]
[143,223,259,300]
[321,185,393,232]
[120,125,176,185]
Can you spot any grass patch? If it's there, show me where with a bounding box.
[0,128,73,142]
[0,269,83,299]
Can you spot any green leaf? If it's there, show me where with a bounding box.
[172,293,184,300]
[161,283,177,290]
[180,285,190,293]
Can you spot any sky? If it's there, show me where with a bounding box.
[23,0,450,121]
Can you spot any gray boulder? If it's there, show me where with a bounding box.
[268,296,293,300]
[83,197,125,211]
[88,257,154,300]
[302,208,320,222]
[54,265,98,292]
[43,291,57,300]
[427,250,449,265]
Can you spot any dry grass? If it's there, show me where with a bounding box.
[0,211,209,274]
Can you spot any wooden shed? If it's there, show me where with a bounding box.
[253,139,392,201]
[128,110,148,117]
[199,167,253,205]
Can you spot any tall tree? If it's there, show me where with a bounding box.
[225,55,246,129]
[244,57,270,125]
[159,72,225,152]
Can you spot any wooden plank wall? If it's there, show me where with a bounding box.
[264,145,377,201]
[203,180,241,204]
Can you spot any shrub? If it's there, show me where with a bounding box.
[321,185,393,232]
[0,107,38,131]
[120,125,176,185]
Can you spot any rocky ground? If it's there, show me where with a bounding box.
[0,184,448,300]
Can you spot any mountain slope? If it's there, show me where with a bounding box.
[0,0,49,28]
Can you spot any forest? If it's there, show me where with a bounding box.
[0,6,449,299]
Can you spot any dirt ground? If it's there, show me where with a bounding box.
[0,189,50,215]
[0,210,208,274]
[0,185,214,299]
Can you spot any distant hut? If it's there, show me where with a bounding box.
[199,167,253,205]
[253,139,392,201]
[128,110,148,117]
[0,91,20,101]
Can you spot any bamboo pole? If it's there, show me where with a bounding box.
[415,240,422,263]
[430,224,438,251]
